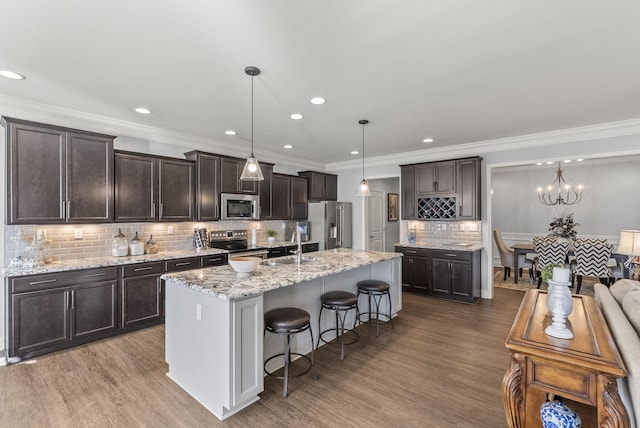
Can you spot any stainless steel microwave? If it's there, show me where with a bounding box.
[220,193,260,220]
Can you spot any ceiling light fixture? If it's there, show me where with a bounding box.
[135,107,152,114]
[290,113,303,120]
[351,150,359,155]
[240,66,264,181]
[310,97,326,105]
[0,70,25,80]
[356,119,371,197]
[225,130,237,135]
[422,138,434,143]
[284,144,293,149]
[536,162,583,206]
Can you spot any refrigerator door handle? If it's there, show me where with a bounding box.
[337,206,343,247]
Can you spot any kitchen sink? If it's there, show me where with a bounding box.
[262,256,318,266]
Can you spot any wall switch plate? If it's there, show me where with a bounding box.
[469,223,478,232]
[196,304,202,320]
[167,226,174,235]
[282,222,286,229]
[74,228,83,239]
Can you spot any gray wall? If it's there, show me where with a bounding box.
[369,177,400,252]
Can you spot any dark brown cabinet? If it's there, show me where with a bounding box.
[259,163,274,219]
[401,165,416,220]
[291,176,308,219]
[457,158,481,220]
[8,267,118,360]
[120,262,164,328]
[184,151,221,221]
[396,246,431,294]
[416,161,456,195]
[270,174,308,220]
[220,157,258,195]
[114,151,194,222]
[430,250,480,303]
[201,254,228,267]
[165,257,201,272]
[3,117,114,224]
[302,242,319,253]
[298,171,337,202]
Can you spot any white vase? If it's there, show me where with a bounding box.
[546,280,573,316]
[268,236,275,244]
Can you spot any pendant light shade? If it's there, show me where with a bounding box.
[240,66,264,181]
[356,119,371,196]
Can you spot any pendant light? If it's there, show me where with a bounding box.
[356,119,371,196]
[240,66,264,181]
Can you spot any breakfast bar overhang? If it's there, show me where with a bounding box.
[161,249,402,420]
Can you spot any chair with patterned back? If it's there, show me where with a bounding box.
[533,238,569,289]
[572,241,613,294]
[530,236,557,281]
[493,229,531,281]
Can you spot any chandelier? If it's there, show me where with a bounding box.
[537,162,583,206]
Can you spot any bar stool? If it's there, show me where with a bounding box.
[317,290,360,360]
[357,279,393,336]
[264,307,317,398]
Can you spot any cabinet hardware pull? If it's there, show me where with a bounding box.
[29,278,57,285]
[159,202,163,219]
[134,266,153,272]
[71,289,75,309]
[207,258,222,262]
[67,201,71,219]
[443,253,457,257]
[175,262,191,266]
[152,203,156,217]
[406,250,417,254]
[84,272,106,278]
[61,200,66,219]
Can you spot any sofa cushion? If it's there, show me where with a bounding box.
[610,279,640,306]
[595,283,640,428]
[623,290,640,336]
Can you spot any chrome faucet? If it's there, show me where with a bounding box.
[291,230,302,264]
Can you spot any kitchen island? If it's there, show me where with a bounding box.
[161,248,402,420]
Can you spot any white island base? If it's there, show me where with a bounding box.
[164,256,401,420]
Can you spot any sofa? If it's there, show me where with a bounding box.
[595,279,640,428]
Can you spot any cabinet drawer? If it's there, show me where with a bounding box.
[11,267,118,293]
[431,249,472,261]
[122,262,164,278]
[395,246,430,258]
[528,358,596,404]
[201,254,228,267]
[302,243,319,253]
[165,257,202,272]
[267,247,287,258]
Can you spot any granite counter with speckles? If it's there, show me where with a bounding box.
[161,248,401,301]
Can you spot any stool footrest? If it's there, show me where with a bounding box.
[318,328,359,346]
[264,353,314,379]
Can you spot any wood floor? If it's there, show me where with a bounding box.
[0,288,525,428]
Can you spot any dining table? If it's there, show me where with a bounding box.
[509,242,629,284]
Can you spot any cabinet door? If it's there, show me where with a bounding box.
[66,132,114,222]
[159,159,194,221]
[451,260,472,298]
[325,174,338,201]
[412,256,432,294]
[458,158,480,220]
[271,174,291,219]
[416,163,436,195]
[435,162,456,193]
[307,172,326,201]
[7,121,66,223]
[220,157,240,194]
[201,254,228,267]
[259,164,274,219]
[431,258,451,295]
[401,165,416,219]
[193,153,220,221]
[71,281,117,339]
[114,153,157,222]
[232,295,264,406]
[291,176,308,219]
[121,274,162,328]
[11,288,70,358]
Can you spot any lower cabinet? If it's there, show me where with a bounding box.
[8,267,118,361]
[121,262,164,329]
[396,246,480,302]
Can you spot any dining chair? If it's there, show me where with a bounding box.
[530,236,557,280]
[493,229,531,281]
[571,242,613,294]
[533,238,569,288]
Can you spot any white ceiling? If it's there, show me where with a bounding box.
[1,0,640,165]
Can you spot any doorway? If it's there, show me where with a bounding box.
[365,177,400,252]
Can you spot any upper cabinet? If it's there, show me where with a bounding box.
[258,163,274,220]
[3,117,114,224]
[298,171,337,202]
[401,157,481,220]
[184,151,221,221]
[114,151,194,222]
[270,174,308,220]
[220,157,258,195]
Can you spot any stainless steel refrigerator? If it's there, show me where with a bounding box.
[307,201,352,250]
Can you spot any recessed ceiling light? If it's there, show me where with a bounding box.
[577,158,584,162]
[284,144,293,149]
[0,70,26,80]
[290,113,303,120]
[310,97,326,105]
[351,150,359,155]
[225,130,237,135]
[536,162,543,166]
[135,107,152,114]
[422,138,434,143]
[563,159,571,163]
[546,161,553,165]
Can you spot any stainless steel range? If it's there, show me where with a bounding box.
[209,230,268,259]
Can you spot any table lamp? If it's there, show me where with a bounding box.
[616,229,640,280]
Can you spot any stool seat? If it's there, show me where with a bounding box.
[320,291,358,306]
[265,307,310,332]
[357,279,390,292]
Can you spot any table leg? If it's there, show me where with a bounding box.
[513,248,520,284]
[598,374,631,428]
[503,353,525,427]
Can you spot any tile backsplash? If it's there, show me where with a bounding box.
[403,220,482,245]
[4,220,298,265]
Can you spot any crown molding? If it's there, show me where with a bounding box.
[0,94,324,171]
[326,117,640,172]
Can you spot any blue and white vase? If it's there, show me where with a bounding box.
[540,397,582,428]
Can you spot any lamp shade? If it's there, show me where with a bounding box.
[616,229,640,255]
[240,156,264,181]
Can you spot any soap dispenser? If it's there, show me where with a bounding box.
[129,232,145,256]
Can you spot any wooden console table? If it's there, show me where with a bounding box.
[502,290,630,427]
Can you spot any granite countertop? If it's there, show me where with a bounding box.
[2,248,229,277]
[256,240,320,249]
[161,248,401,301]
[395,242,483,252]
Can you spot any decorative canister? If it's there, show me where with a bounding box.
[37,231,52,263]
[129,232,145,256]
[145,235,158,254]
[540,396,581,428]
[112,228,128,257]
